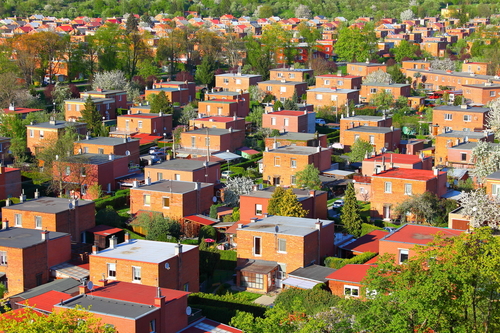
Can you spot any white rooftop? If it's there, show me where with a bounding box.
[91,239,197,263]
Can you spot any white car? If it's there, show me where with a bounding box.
[315,118,326,125]
[332,199,344,209]
[221,170,235,179]
[149,146,160,154]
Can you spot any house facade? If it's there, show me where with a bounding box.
[262,110,316,133]
[144,159,220,183]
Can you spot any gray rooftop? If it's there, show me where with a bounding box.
[462,83,500,89]
[82,89,126,95]
[11,278,81,301]
[26,121,86,129]
[145,159,218,171]
[362,82,410,88]
[216,73,262,78]
[0,227,68,249]
[76,137,139,146]
[3,197,93,214]
[434,105,490,113]
[92,239,197,263]
[237,215,333,237]
[405,68,499,82]
[436,130,491,138]
[186,128,242,135]
[259,80,307,86]
[148,87,188,92]
[274,132,326,141]
[57,294,156,319]
[268,145,326,155]
[241,186,326,201]
[288,264,337,283]
[206,91,244,97]
[485,171,500,180]
[270,68,313,72]
[65,153,127,165]
[308,87,358,93]
[132,179,212,194]
[348,62,387,67]
[345,126,397,133]
[64,97,114,104]
[343,115,387,121]
[449,142,499,150]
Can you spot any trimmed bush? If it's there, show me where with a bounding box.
[0,197,21,208]
[94,189,130,211]
[324,251,377,269]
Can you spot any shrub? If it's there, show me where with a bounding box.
[324,251,377,269]
[274,288,339,316]
[94,189,130,211]
[95,205,123,228]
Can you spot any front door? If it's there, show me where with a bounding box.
[383,205,391,219]
[273,176,280,186]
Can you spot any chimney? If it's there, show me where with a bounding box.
[174,243,183,255]
[2,218,8,230]
[315,219,322,230]
[233,114,237,120]
[92,243,98,254]
[272,141,278,150]
[86,133,91,140]
[5,199,9,207]
[125,232,130,243]
[133,180,138,188]
[108,154,114,161]
[109,235,117,249]
[79,284,88,295]
[154,287,166,308]
[264,213,269,218]
[390,126,394,131]
[433,168,439,176]
[238,223,243,229]
[19,194,24,203]
[229,127,233,133]
[99,276,108,286]
[41,229,49,241]
[145,177,151,185]
[309,190,316,197]
[49,117,56,125]
[317,145,321,152]
[195,182,200,190]
[8,103,14,111]
[250,218,258,223]
[461,104,468,109]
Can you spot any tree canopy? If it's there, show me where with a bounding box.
[295,164,321,190]
[267,187,308,218]
[341,183,363,238]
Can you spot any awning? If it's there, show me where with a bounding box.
[51,262,89,280]
[282,277,318,289]
[213,151,241,161]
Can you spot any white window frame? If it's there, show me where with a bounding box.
[29,129,34,138]
[278,238,287,253]
[290,158,297,168]
[492,184,500,196]
[132,266,141,282]
[266,86,272,91]
[14,214,22,227]
[39,130,44,139]
[255,204,263,215]
[316,94,323,100]
[35,216,42,229]
[271,117,276,125]
[253,236,262,256]
[65,166,71,176]
[280,86,286,93]
[344,285,360,297]
[274,156,281,166]
[324,79,330,85]
[369,135,375,144]
[291,174,296,185]
[144,194,151,206]
[384,182,392,193]
[138,121,143,129]
[284,118,289,127]
[463,115,471,122]
[370,88,377,94]
[107,263,116,279]
[444,113,453,120]
[490,91,496,97]
[399,249,409,264]
[0,251,6,265]
[404,183,412,195]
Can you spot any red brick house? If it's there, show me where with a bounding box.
[370,168,447,220]
[89,237,199,292]
[215,73,263,92]
[179,128,245,157]
[0,166,21,200]
[239,187,328,222]
[462,83,500,105]
[342,126,401,153]
[434,130,494,166]
[264,132,328,149]
[64,97,116,121]
[111,113,173,138]
[360,83,411,103]
[0,226,71,295]
[257,80,308,102]
[201,91,250,118]
[262,145,332,187]
[236,216,335,293]
[2,197,95,243]
[26,120,87,155]
[346,62,387,78]
[80,88,128,111]
[144,159,220,183]
[446,141,499,169]
[74,136,141,166]
[326,264,374,298]
[432,105,490,133]
[340,115,393,132]
[262,110,316,133]
[338,230,388,258]
[378,224,463,264]
[130,180,214,219]
[315,74,363,90]
[306,88,360,110]
[154,80,196,102]
[269,68,314,82]
[190,115,246,131]
[145,87,190,106]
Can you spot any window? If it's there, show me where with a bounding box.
[277,73,283,78]
[316,94,323,100]
[162,197,170,208]
[369,135,375,144]
[35,216,42,229]
[360,187,366,193]
[280,86,286,93]
[107,263,116,278]
[39,131,44,139]
[278,238,286,253]
[223,78,229,84]
[29,129,34,138]
[384,182,392,193]
[399,249,409,264]
[492,184,500,196]
[217,107,222,115]
[253,236,262,256]
[290,158,297,168]
[96,148,104,154]
[144,194,151,206]
[36,273,43,286]
[76,104,80,112]
[266,86,272,91]
[175,174,180,181]
[235,79,241,85]
[370,88,377,94]
[291,175,296,185]
[83,147,89,153]
[385,89,392,93]
[289,73,295,79]
[0,251,6,265]
[183,283,189,291]
[255,204,263,215]
[80,167,86,177]
[65,166,70,176]
[491,91,496,97]
[461,153,467,161]
[81,185,87,195]
[205,137,210,147]
[274,157,281,166]
[354,134,360,141]
[404,183,412,195]
[149,319,156,332]
[284,118,289,127]
[344,285,360,297]
[126,150,130,156]
[118,95,122,101]
[241,272,264,289]
[138,121,143,129]
[337,80,343,86]
[132,266,141,282]
[445,113,452,120]
[271,117,276,125]
[14,214,22,227]
[324,79,330,85]
[157,172,163,181]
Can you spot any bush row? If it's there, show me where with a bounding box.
[94,189,130,211]
[324,251,377,269]
[221,153,263,172]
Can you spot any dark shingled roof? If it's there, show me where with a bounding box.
[0,228,68,249]
[10,278,80,301]
[288,265,337,283]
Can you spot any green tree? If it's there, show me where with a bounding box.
[268,187,308,217]
[95,205,123,228]
[246,106,265,127]
[351,228,500,333]
[295,164,321,190]
[137,212,182,241]
[93,23,123,71]
[335,24,376,62]
[371,90,394,111]
[198,225,217,243]
[387,66,408,84]
[195,56,216,88]
[392,40,419,62]
[81,96,103,136]
[395,192,457,226]
[341,183,363,238]
[148,91,173,114]
[125,13,139,33]
[348,139,373,162]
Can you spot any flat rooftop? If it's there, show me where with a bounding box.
[206,91,244,97]
[147,87,188,92]
[307,87,358,93]
[258,80,307,86]
[76,137,139,146]
[372,168,442,181]
[380,224,463,245]
[437,130,490,138]
[273,132,326,141]
[342,115,387,121]
[65,153,127,165]
[362,82,410,87]
[348,62,387,67]
[485,171,500,180]
[119,113,164,119]
[270,68,313,72]
[268,110,306,116]
[241,186,326,201]
[185,128,242,135]
[3,197,93,214]
[64,97,114,104]
[57,294,156,319]
[92,239,197,263]
[132,179,212,194]
[215,73,262,78]
[434,105,490,113]
[193,116,243,122]
[268,145,326,155]
[0,227,68,249]
[345,126,396,134]
[237,215,333,237]
[145,159,218,171]
[364,153,425,164]
[449,142,499,150]
[82,89,125,95]
[316,74,361,79]
[26,121,85,129]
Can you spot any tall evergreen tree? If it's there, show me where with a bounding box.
[341,182,363,238]
[81,96,103,136]
[195,56,216,88]
[149,91,173,114]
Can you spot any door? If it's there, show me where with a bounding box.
[383,205,390,219]
[125,120,129,130]
[275,263,286,288]
[273,176,280,186]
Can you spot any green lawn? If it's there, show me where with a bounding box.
[358,201,371,222]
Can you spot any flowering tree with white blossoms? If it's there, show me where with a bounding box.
[223,176,254,207]
[364,70,392,84]
[459,189,500,229]
[430,58,456,71]
[486,97,500,139]
[469,140,500,183]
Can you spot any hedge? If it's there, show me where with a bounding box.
[221,153,263,172]
[94,189,130,211]
[324,251,377,269]
[0,197,21,208]
[188,293,266,324]
[217,249,237,270]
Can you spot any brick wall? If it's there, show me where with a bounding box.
[190,118,246,131]
[74,140,141,165]
[0,168,22,200]
[341,129,401,153]
[360,85,411,103]
[433,109,488,132]
[315,76,363,90]
[144,164,220,183]
[180,130,245,153]
[264,135,328,149]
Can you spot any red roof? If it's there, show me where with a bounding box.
[238,147,260,155]
[326,264,374,283]
[342,230,388,254]
[3,108,43,114]
[381,224,463,245]
[270,110,305,116]
[364,153,425,165]
[364,255,379,264]
[196,116,239,123]
[180,319,242,333]
[86,224,123,236]
[372,168,444,181]
[91,281,189,305]
[0,308,46,321]
[19,290,71,312]
[131,133,162,144]
[184,215,217,226]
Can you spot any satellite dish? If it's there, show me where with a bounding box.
[165,263,170,270]
[186,306,192,316]
[212,196,217,203]
[87,281,94,291]
[275,225,279,233]
[68,202,73,210]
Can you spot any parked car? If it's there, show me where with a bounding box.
[221,170,235,179]
[149,146,160,154]
[150,151,165,161]
[332,199,344,209]
[315,118,326,125]
[383,227,397,233]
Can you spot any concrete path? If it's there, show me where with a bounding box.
[253,294,276,306]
